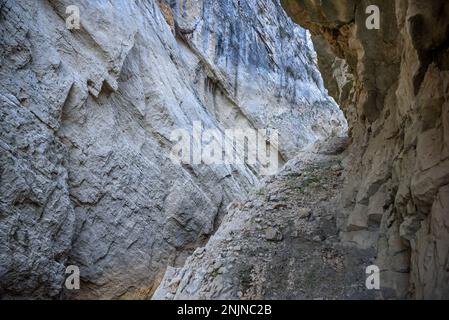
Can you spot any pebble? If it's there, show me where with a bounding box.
[298,207,312,218]
[265,227,283,241]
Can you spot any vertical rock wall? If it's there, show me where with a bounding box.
[0,0,344,299]
[164,0,347,158]
[282,0,449,299]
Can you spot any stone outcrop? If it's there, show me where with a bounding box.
[0,0,344,299]
[281,0,449,299]
[5,0,445,301]
[164,0,347,158]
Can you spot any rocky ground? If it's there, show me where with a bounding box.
[2,0,447,300]
[154,137,378,300]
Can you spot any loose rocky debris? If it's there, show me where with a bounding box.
[153,138,379,300]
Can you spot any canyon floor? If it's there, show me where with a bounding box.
[154,137,378,299]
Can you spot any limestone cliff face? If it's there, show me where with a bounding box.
[164,0,347,158]
[0,0,344,299]
[282,0,449,298]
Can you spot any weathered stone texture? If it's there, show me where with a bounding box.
[282,0,449,299]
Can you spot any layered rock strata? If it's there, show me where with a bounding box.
[0,0,344,299]
[281,0,449,299]
[154,138,378,300]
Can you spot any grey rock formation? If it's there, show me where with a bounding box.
[282,0,449,299]
[0,0,344,299]
[165,0,347,158]
[154,138,378,300]
[154,0,449,301]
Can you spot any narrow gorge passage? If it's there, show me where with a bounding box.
[1,0,448,301]
[154,137,376,299]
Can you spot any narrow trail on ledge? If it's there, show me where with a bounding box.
[154,137,378,300]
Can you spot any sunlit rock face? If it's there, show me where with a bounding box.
[282,0,449,299]
[165,0,347,158]
[0,0,344,299]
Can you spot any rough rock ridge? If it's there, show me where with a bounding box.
[154,138,378,300]
[281,0,449,298]
[0,0,344,299]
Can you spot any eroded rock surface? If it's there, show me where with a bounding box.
[281,0,449,299]
[0,0,344,299]
[154,0,449,301]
